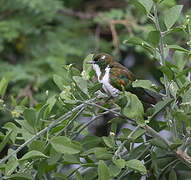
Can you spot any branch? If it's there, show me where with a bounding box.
[55,107,85,137]
[143,125,171,147]
[71,109,113,140]
[176,149,191,167]
[0,98,96,166]
[87,102,191,167]
[83,101,136,124]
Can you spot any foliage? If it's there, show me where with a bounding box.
[1,0,191,179]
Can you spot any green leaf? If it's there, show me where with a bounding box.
[48,147,62,165]
[169,81,179,98]
[16,120,35,137]
[124,37,154,54]
[124,37,144,46]
[20,150,48,161]
[113,159,126,169]
[138,0,153,13]
[29,140,46,152]
[131,129,145,141]
[60,86,75,103]
[167,45,189,53]
[82,54,94,80]
[46,95,56,114]
[98,160,110,180]
[0,77,8,97]
[89,82,102,95]
[76,171,84,180]
[131,0,153,14]
[147,31,160,47]
[0,130,12,153]
[126,159,147,174]
[166,60,178,69]
[150,138,168,150]
[164,5,183,29]
[10,95,17,107]
[132,80,159,93]
[178,82,191,96]
[5,150,19,176]
[82,135,101,149]
[169,139,182,150]
[37,160,46,180]
[102,136,115,148]
[73,76,88,95]
[53,74,65,90]
[158,66,173,81]
[94,147,113,160]
[128,144,148,159]
[37,104,49,126]
[109,163,121,177]
[3,122,18,143]
[63,154,80,165]
[173,51,186,71]
[149,97,173,120]
[23,108,37,128]
[176,66,191,79]
[5,173,33,180]
[169,169,177,180]
[161,0,176,6]
[120,92,145,126]
[50,136,82,154]
[19,96,28,107]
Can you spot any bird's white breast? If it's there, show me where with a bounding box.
[92,64,120,97]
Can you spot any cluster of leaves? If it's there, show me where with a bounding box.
[0,0,110,101]
[0,54,148,179]
[1,0,191,179]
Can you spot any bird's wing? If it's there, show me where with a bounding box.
[109,67,135,91]
[110,66,157,107]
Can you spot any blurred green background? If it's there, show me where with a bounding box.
[0,0,190,124]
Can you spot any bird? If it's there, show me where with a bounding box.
[87,53,157,108]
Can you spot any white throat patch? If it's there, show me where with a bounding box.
[92,64,101,80]
[92,64,120,97]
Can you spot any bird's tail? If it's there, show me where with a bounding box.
[132,87,158,110]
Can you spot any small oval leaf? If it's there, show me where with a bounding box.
[126,159,147,174]
[20,150,48,161]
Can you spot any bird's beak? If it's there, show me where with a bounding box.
[86,60,94,64]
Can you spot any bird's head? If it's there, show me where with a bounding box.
[87,53,115,71]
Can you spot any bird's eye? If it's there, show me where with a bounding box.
[93,55,105,62]
[93,56,99,62]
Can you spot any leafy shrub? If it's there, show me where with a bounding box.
[1,0,191,179]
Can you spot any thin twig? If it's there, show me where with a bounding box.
[55,107,85,137]
[71,110,112,140]
[83,101,136,123]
